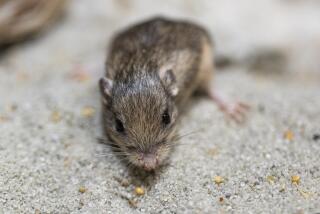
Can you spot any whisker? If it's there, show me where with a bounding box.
[102,150,128,156]
[165,129,201,149]
[126,161,134,169]
[96,137,122,147]
[170,129,201,143]
[97,137,109,143]
[95,152,126,157]
[94,149,129,157]
[176,129,200,139]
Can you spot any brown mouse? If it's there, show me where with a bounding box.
[99,17,249,171]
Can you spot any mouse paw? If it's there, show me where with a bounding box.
[208,90,250,123]
[219,101,250,123]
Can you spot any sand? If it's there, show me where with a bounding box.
[0,0,320,213]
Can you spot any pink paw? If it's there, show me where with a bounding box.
[220,102,250,123]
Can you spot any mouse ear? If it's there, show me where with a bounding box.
[99,77,113,104]
[159,67,178,96]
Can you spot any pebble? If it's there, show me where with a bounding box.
[279,184,286,192]
[120,179,130,187]
[312,134,320,141]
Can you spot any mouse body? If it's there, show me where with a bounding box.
[99,17,247,171]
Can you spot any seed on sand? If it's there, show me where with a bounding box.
[79,186,86,193]
[134,187,145,196]
[297,187,311,199]
[207,147,219,156]
[267,175,276,184]
[284,130,294,141]
[81,106,95,117]
[50,111,61,123]
[291,175,300,185]
[213,176,224,185]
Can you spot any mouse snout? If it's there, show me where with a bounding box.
[140,153,158,171]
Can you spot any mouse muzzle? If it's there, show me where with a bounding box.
[139,153,158,171]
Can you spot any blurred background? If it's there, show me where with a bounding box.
[1,0,320,76]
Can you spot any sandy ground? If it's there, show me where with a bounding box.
[1,0,320,213]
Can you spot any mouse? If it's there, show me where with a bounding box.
[99,17,249,171]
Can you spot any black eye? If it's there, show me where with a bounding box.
[115,118,125,133]
[162,109,171,125]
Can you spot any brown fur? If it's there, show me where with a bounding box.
[100,17,214,170]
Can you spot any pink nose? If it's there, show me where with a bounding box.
[141,153,157,171]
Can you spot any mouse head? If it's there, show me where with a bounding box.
[99,68,179,171]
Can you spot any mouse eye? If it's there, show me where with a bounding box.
[115,118,125,133]
[162,108,171,125]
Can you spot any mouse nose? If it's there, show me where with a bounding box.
[141,153,157,171]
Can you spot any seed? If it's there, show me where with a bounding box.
[291,175,300,184]
[134,187,145,196]
[50,111,61,123]
[207,147,219,156]
[297,187,311,199]
[213,176,224,185]
[81,106,95,117]
[284,130,294,141]
[79,186,86,193]
[267,175,276,184]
